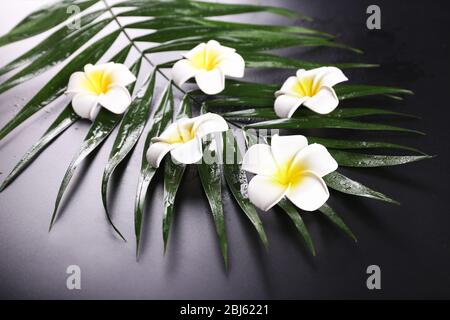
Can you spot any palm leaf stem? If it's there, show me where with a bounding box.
[102,0,203,107]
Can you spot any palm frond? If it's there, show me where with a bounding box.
[0,0,99,47]
[318,203,356,241]
[135,82,175,257]
[198,139,228,268]
[0,31,120,140]
[0,0,431,261]
[278,198,316,255]
[102,67,155,240]
[222,131,268,249]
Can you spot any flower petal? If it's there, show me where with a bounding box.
[84,62,113,74]
[270,134,308,167]
[172,59,199,87]
[193,113,229,138]
[98,85,132,114]
[287,171,329,211]
[195,68,225,95]
[152,122,182,144]
[146,141,178,168]
[184,42,207,60]
[72,92,99,120]
[108,63,137,87]
[248,175,288,211]
[275,76,299,97]
[176,117,197,142]
[66,72,90,94]
[296,67,324,79]
[303,87,339,114]
[205,39,235,56]
[274,94,308,118]
[218,52,245,78]
[242,144,278,176]
[292,143,338,177]
[314,66,348,89]
[170,137,204,165]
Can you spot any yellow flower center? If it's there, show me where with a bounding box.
[190,47,222,71]
[273,160,305,187]
[179,123,196,143]
[292,77,318,97]
[82,69,112,95]
[166,122,197,144]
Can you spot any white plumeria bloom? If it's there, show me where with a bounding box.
[66,62,136,120]
[171,40,245,95]
[146,113,228,168]
[242,134,338,212]
[274,66,348,118]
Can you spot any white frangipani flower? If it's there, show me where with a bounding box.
[274,67,348,118]
[66,62,136,120]
[146,113,229,168]
[171,40,245,95]
[242,134,338,212]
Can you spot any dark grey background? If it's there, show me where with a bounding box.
[0,0,449,299]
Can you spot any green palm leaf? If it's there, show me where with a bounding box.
[0,10,105,77]
[145,37,333,56]
[335,84,413,100]
[136,28,326,44]
[161,95,191,253]
[203,97,275,110]
[134,83,174,257]
[192,80,411,100]
[237,127,423,154]
[0,31,120,141]
[278,199,315,255]
[318,203,356,241]
[49,47,134,230]
[126,16,328,37]
[0,44,131,191]
[241,52,377,69]
[323,171,398,204]
[245,117,423,134]
[139,29,358,53]
[49,108,121,230]
[0,18,112,95]
[0,104,79,192]
[0,0,431,262]
[162,158,186,253]
[197,140,228,269]
[0,0,100,47]
[193,81,277,99]
[222,131,268,248]
[101,65,155,240]
[329,150,431,167]
[160,53,377,70]
[222,107,415,121]
[307,137,424,154]
[115,0,302,19]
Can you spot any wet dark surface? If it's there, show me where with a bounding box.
[0,0,449,299]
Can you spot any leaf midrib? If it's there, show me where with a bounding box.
[101,0,205,112]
